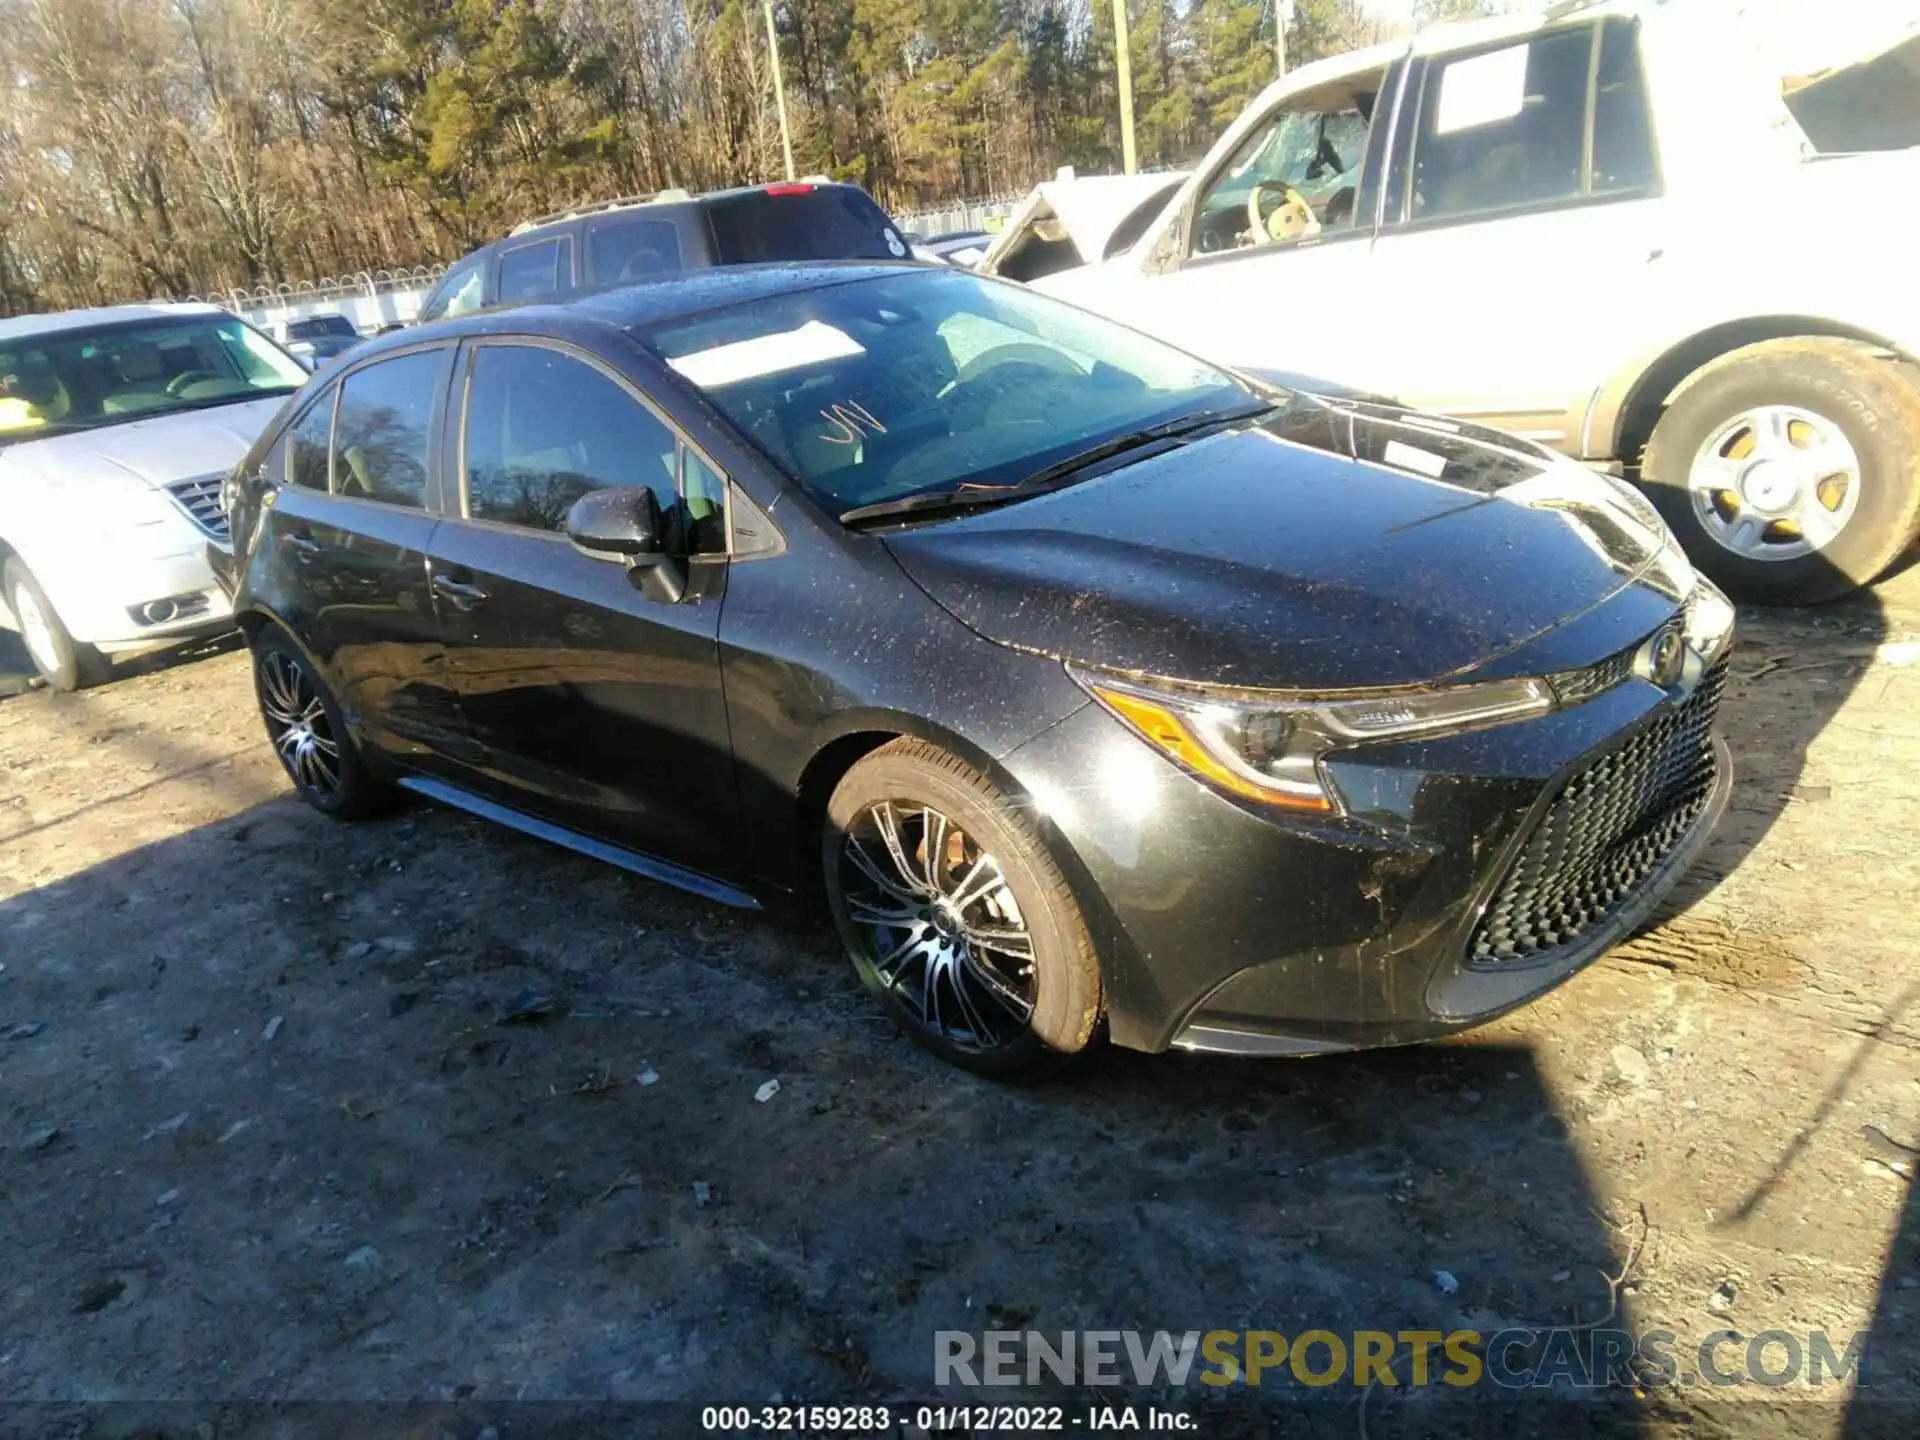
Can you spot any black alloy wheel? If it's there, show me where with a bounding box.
[825,738,1103,1077]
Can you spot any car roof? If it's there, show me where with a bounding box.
[369,261,922,363]
[0,302,230,345]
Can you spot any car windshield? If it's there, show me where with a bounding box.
[643,269,1246,514]
[0,314,307,444]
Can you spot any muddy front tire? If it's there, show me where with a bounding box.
[823,738,1103,1079]
[1640,338,1920,605]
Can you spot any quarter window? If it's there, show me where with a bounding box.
[288,387,336,491]
[1593,19,1658,195]
[462,346,679,534]
[331,351,443,508]
[497,236,573,303]
[680,449,729,556]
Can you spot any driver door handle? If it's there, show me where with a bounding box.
[282,534,321,560]
[431,574,490,609]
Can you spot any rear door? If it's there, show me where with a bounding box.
[1361,18,1669,451]
[249,345,475,767]
[425,337,740,879]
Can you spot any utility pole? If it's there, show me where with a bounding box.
[1274,0,1289,81]
[764,0,796,181]
[1113,0,1137,174]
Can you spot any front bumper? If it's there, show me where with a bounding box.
[1000,630,1733,1055]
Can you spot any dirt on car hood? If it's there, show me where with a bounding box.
[883,395,1688,691]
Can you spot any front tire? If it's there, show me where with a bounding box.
[3,558,110,692]
[823,738,1103,1078]
[1640,338,1920,604]
[251,628,389,819]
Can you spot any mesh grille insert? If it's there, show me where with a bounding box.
[1470,658,1726,967]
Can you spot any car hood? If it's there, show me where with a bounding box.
[883,396,1691,691]
[0,396,286,488]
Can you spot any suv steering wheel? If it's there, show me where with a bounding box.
[1246,184,1322,246]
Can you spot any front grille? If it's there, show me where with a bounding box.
[164,473,229,540]
[1470,658,1726,966]
[1549,644,1636,707]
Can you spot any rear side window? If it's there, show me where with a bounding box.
[588,219,684,286]
[332,351,444,509]
[497,236,574,303]
[288,387,336,491]
[462,345,678,532]
[705,187,909,264]
[1410,27,1593,220]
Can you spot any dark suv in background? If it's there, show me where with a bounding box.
[413,181,914,323]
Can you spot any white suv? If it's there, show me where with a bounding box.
[0,303,308,690]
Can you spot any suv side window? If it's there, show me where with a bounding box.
[1186,74,1386,258]
[497,235,574,304]
[288,385,337,491]
[331,351,444,508]
[418,260,484,324]
[588,219,685,285]
[1408,26,1594,221]
[461,345,682,536]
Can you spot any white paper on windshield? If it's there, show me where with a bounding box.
[1384,439,1450,478]
[1433,44,1528,136]
[667,320,865,388]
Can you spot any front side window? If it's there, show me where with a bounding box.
[0,314,308,444]
[331,351,444,508]
[462,346,678,533]
[1189,74,1383,257]
[1408,26,1615,221]
[419,261,484,324]
[644,268,1245,516]
[497,236,574,304]
[288,386,336,491]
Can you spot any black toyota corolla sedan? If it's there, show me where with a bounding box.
[220,261,1734,1076]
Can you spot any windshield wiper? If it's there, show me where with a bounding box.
[839,401,1273,529]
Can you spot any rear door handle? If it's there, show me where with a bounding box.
[431,574,490,609]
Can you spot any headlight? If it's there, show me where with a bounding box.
[1070,667,1554,813]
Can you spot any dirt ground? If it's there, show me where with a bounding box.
[1,571,1917,1438]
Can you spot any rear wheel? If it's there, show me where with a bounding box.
[3,558,109,692]
[251,628,389,818]
[1640,338,1920,604]
[824,738,1103,1078]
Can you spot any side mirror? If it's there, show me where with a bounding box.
[566,486,683,601]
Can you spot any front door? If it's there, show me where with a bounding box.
[254,347,474,769]
[1064,61,1399,389]
[425,339,740,879]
